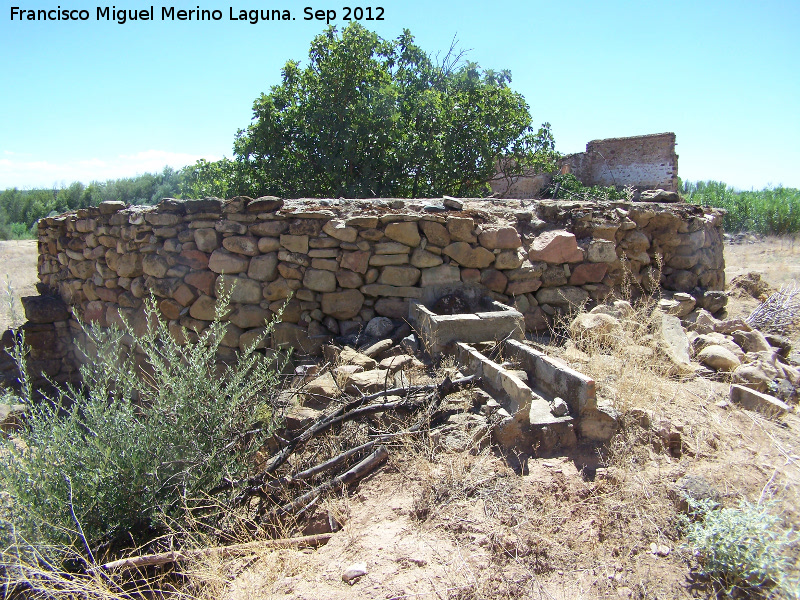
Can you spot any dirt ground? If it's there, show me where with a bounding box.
[0,239,38,332]
[2,236,799,599]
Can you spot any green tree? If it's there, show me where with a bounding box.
[232,23,556,198]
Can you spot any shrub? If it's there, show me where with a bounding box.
[0,295,286,566]
[683,498,799,597]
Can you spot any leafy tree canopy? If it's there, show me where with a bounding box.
[228,23,557,198]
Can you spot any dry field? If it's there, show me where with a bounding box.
[0,239,38,332]
[1,237,799,599]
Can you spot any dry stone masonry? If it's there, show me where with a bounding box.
[31,196,725,374]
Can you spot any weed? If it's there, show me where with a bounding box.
[682,497,799,598]
[0,293,286,577]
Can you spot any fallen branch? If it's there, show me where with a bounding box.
[266,445,389,521]
[97,532,333,572]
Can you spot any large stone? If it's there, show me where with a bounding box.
[374,242,411,255]
[369,254,409,267]
[185,271,216,296]
[321,289,365,319]
[177,249,210,270]
[697,345,741,372]
[385,222,421,247]
[571,262,608,285]
[142,254,169,278]
[215,275,263,304]
[442,242,495,268]
[420,264,461,287]
[506,279,542,295]
[478,227,521,250]
[257,237,281,253]
[280,234,309,254]
[303,269,337,292]
[336,270,363,288]
[730,384,790,415]
[481,269,508,293]
[374,298,408,318]
[21,296,69,323]
[189,294,228,321]
[732,329,771,353]
[361,284,422,298]
[116,253,144,277]
[529,231,584,263]
[446,217,476,242]
[249,221,287,237]
[340,250,370,274]
[264,278,296,301]
[222,236,259,256]
[378,266,421,287]
[535,286,589,307]
[247,196,284,213]
[208,249,250,274]
[345,369,389,394]
[587,240,617,263]
[247,253,278,281]
[339,347,378,370]
[322,219,358,242]
[494,249,524,270]
[660,313,692,370]
[194,228,220,252]
[303,372,342,402]
[410,248,443,268]
[570,313,621,346]
[272,322,325,355]
[419,220,450,246]
[229,305,272,328]
[365,317,394,338]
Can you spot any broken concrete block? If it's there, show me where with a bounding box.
[730,384,791,416]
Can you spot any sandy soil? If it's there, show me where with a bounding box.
[0,240,38,331]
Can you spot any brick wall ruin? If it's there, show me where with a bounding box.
[565,132,679,192]
[22,196,724,384]
[492,133,679,198]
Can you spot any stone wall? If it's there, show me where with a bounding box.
[33,196,724,364]
[492,133,678,198]
[564,132,678,192]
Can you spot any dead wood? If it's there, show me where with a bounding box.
[221,374,477,500]
[96,533,333,572]
[266,445,390,521]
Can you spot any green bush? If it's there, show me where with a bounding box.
[683,498,799,597]
[684,180,800,235]
[0,296,285,565]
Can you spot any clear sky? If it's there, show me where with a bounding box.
[1,0,798,191]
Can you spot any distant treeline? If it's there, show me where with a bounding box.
[0,167,187,240]
[682,181,800,235]
[2,170,799,240]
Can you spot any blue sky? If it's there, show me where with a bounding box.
[1,0,798,190]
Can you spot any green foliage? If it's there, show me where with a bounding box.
[544,172,630,202]
[0,295,285,562]
[232,23,555,198]
[684,180,800,235]
[682,498,799,597]
[0,167,188,240]
[179,157,253,199]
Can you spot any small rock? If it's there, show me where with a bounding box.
[442,196,463,211]
[342,562,368,584]
[697,345,741,372]
[400,334,419,354]
[550,397,569,417]
[649,542,671,557]
[364,317,395,339]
